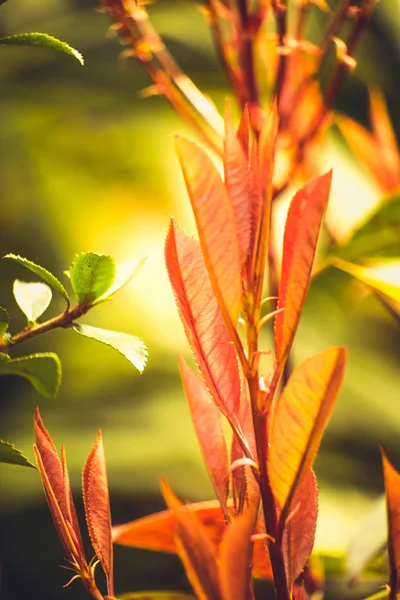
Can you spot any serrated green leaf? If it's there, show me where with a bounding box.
[0,33,84,65]
[0,352,62,398]
[69,253,116,305]
[0,307,10,336]
[118,593,195,600]
[3,254,69,304]
[72,324,147,373]
[333,259,400,304]
[331,195,400,261]
[96,257,150,303]
[13,280,52,324]
[0,439,36,469]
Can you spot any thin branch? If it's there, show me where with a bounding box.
[0,303,89,353]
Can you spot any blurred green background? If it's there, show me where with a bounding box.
[0,0,399,598]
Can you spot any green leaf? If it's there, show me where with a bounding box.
[96,257,150,303]
[333,259,400,304]
[118,594,196,600]
[69,253,116,305]
[331,195,400,261]
[346,495,386,583]
[0,33,84,65]
[0,307,10,336]
[3,254,70,304]
[72,324,147,373]
[0,439,36,468]
[0,352,62,398]
[13,280,52,324]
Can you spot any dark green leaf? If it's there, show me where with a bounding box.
[3,254,69,304]
[0,352,62,398]
[0,33,84,65]
[330,195,400,261]
[69,253,116,305]
[73,324,147,372]
[0,307,10,336]
[0,439,36,468]
[13,280,52,324]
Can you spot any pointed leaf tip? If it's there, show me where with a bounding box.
[269,346,346,511]
[275,172,333,365]
[175,135,242,323]
[165,221,241,423]
[83,430,114,597]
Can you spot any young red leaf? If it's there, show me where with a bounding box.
[33,444,82,561]
[282,469,318,589]
[179,355,229,511]
[83,431,114,597]
[161,480,222,600]
[112,500,227,553]
[34,408,84,560]
[269,347,346,512]
[274,172,332,365]
[112,499,273,581]
[165,220,241,423]
[224,108,252,267]
[175,136,242,322]
[219,508,257,600]
[236,105,250,159]
[381,448,400,598]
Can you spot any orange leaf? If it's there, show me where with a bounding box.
[33,445,82,561]
[224,108,252,267]
[179,355,229,511]
[113,500,227,553]
[165,220,241,423]
[219,508,257,600]
[282,469,318,588]
[175,136,242,322]
[33,408,84,561]
[369,88,400,192]
[269,347,346,511]
[275,172,332,365]
[381,448,400,597]
[236,105,250,159]
[161,481,222,600]
[83,431,114,597]
[113,499,273,581]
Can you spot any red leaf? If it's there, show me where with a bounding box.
[231,384,258,512]
[162,481,222,600]
[175,136,242,322]
[83,431,114,597]
[33,408,83,560]
[269,347,346,512]
[274,172,332,365]
[282,469,318,589]
[219,508,257,600]
[179,355,229,511]
[165,220,241,423]
[113,500,227,553]
[381,448,400,598]
[224,109,252,267]
[236,105,250,159]
[112,499,273,581]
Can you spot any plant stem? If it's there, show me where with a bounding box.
[0,303,89,353]
[272,0,288,109]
